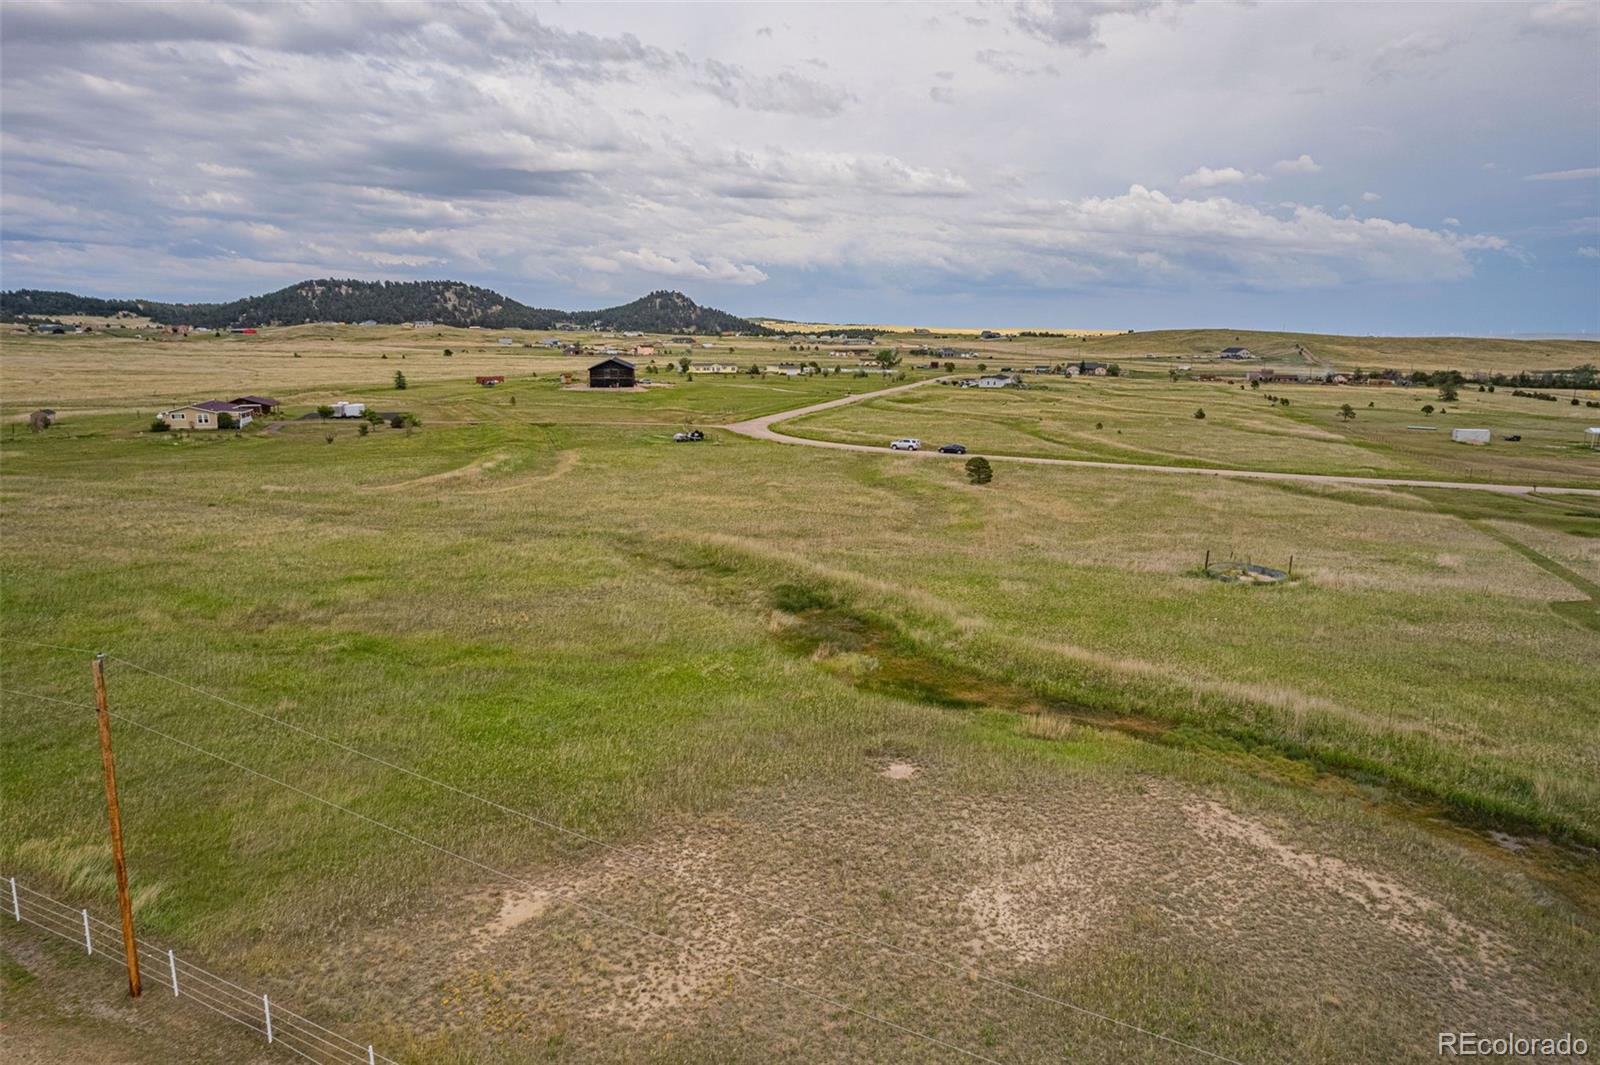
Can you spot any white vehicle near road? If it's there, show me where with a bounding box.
[889,438,921,451]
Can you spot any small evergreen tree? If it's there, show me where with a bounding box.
[965,457,993,485]
[1339,404,1356,420]
[1193,408,1206,419]
[394,370,408,390]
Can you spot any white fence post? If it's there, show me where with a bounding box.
[368,1047,376,1065]
[263,993,273,1043]
[168,949,179,996]
[82,909,92,954]
[8,877,17,921]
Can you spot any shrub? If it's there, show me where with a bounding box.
[1438,383,1459,402]
[1193,408,1206,419]
[149,418,170,433]
[1338,404,1356,421]
[324,433,335,444]
[389,414,407,429]
[443,348,453,357]
[217,412,236,430]
[357,422,370,436]
[316,404,334,419]
[1094,421,1103,430]
[394,371,407,390]
[363,408,384,424]
[1421,404,1435,415]
[965,456,993,485]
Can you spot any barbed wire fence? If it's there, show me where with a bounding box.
[2,874,397,1065]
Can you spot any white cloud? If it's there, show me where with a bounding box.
[929,86,956,104]
[1002,1,1165,53]
[613,249,768,285]
[1274,154,1322,174]
[1370,31,1461,81]
[986,185,1508,288]
[1443,217,1461,226]
[1525,167,1600,181]
[1525,2,1598,37]
[1178,166,1264,189]
[1361,191,1382,202]
[1579,246,1600,258]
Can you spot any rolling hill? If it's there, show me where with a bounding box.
[0,280,771,335]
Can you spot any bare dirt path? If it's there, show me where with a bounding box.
[722,377,1600,498]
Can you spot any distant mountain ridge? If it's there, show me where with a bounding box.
[0,279,771,335]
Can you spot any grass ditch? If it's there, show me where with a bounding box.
[639,537,1600,853]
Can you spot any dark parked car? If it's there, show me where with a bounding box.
[672,429,705,442]
[1504,434,1521,442]
[936,443,967,454]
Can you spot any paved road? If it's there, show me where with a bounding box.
[722,377,1600,498]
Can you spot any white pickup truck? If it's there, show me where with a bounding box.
[889,438,921,451]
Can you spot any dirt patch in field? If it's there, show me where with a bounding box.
[373,775,1588,1061]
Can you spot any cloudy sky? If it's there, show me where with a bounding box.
[2,1,1597,333]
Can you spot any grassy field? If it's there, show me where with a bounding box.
[766,323,1599,375]
[2,336,1597,1063]
[782,376,1600,487]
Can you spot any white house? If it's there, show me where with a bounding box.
[976,374,1018,388]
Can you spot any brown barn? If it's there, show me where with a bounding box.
[475,375,505,387]
[588,357,635,389]
[231,395,281,414]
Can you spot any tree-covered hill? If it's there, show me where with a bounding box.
[0,279,771,335]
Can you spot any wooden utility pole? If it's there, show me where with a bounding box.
[92,653,141,997]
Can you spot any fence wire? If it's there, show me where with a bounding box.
[1,875,397,1065]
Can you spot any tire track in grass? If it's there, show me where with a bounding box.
[1466,519,1600,633]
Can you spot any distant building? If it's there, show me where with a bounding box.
[690,364,739,374]
[230,395,281,414]
[975,374,1018,388]
[1218,347,1251,360]
[1451,428,1491,445]
[158,400,255,430]
[632,344,656,357]
[476,375,505,387]
[588,357,636,389]
[497,337,514,345]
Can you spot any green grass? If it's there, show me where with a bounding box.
[780,376,1600,486]
[2,369,1597,1063]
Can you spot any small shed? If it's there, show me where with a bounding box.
[1586,427,1600,450]
[1451,428,1491,445]
[476,375,505,387]
[588,357,636,389]
[231,395,281,414]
